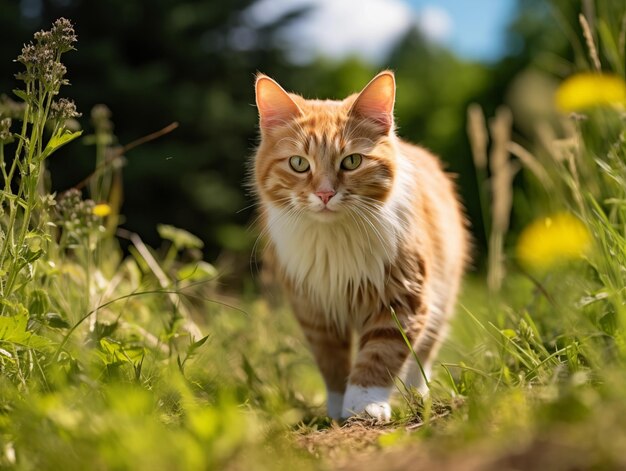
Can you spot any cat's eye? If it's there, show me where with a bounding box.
[289,156,310,173]
[341,153,362,171]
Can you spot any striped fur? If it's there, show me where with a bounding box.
[252,71,469,421]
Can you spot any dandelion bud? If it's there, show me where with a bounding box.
[516,213,591,271]
[92,204,112,217]
[555,74,626,112]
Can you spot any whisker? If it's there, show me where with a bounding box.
[245,196,292,229]
[249,203,301,277]
[350,205,392,263]
[237,201,265,214]
[358,197,411,233]
[347,206,373,256]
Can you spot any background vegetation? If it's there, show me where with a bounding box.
[0,0,574,266]
[1,0,626,470]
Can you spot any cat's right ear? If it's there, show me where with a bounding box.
[349,71,395,134]
[255,74,302,131]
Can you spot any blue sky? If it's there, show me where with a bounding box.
[407,0,518,62]
[246,0,519,64]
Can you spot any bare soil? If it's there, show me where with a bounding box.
[295,419,619,471]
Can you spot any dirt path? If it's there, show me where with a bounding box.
[295,419,606,471]
[296,419,391,463]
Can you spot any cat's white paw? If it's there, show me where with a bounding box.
[342,385,392,422]
[363,402,392,421]
[326,390,344,420]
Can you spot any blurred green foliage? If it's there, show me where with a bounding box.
[3,2,626,469]
[0,0,590,273]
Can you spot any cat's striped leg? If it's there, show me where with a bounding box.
[403,304,446,396]
[296,315,352,420]
[403,357,432,396]
[343,307,422,421]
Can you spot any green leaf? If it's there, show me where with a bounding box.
[120,346,145,363]
[41,129,83,160]
[99,338,144,364]
[94,321,119,339]
[177,261,218,282]
[100,337,122,356]
[502,329,517,339]
[134,355,143,381]
[28,289,50,316]
[0,311,53,350]
[0,311,29,344]
[22,247,43,264]
[157,224,204,250]
[12,89,30,103]
[0,299,28,317]
[241,354,262,387]
[45,312,70,329]
[187,334,210,357]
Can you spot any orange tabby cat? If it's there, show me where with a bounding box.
[253,71,468,421]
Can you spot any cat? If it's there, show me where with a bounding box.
[252,71,468,421]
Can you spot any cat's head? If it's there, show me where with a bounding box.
[253,72,398,222]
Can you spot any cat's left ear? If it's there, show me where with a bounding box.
[255,74,302,131]
[349,71,396,134]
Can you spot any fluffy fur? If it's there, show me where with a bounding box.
[252,71,468,421]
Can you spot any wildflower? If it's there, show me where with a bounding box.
[49,18,77,53]
[42,61,68,90]
[32,18,77,53]
[91,104,113,134]
[555,73,626,112]
[516,213,591,271]
[39,193,56,212]
[55,189,99,236]
[92,204,111,217]
[15,18,76,90]
[51,98,81,120]
[0,118,12,143]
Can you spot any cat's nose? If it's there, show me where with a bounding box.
[315,190,336,205]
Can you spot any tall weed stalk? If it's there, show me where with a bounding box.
[0,19,81,307]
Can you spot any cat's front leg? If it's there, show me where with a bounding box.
[343,307,421,421]
[295,314,352,420]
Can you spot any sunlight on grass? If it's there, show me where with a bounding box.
[3,4,626,470]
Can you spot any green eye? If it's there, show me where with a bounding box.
[289,156,310,173]
[341,153,362,170]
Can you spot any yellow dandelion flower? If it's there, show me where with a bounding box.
[555,73,626,112]
[516,213,591,271]
[92,203,111,217]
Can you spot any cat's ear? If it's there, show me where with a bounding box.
[349,71,396,133]
[255,74,302,131]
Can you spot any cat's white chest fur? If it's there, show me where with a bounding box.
[267,204,399,326]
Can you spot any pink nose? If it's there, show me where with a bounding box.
[315,190,336,205]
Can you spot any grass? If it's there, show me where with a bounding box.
[2,7,626,471]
